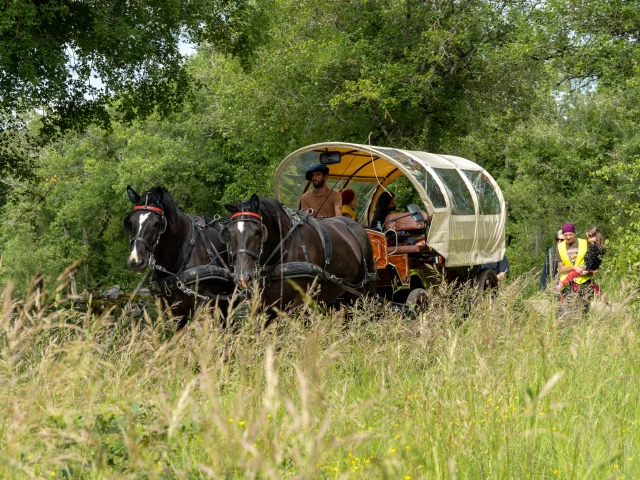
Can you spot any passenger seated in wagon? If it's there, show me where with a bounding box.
[300,164,342,217]
[370,191,430,254]
[370,191,396,230]
[383,208,431,254]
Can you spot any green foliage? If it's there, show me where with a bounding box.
[2,0,640,288]
[596,158,640,284]
[0,0,268,189]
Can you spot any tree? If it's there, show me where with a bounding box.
[0,0,267,199]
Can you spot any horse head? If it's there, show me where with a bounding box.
[122,185,168,272]
[223,194,267,290]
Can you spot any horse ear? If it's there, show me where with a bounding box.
[122,214,133,232]
[225,204,239,213]
[151,187,163,206]
[250,194,260,213]
[127,185,141,204]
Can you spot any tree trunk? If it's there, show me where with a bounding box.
[82,228,89,292]
[63,224,78,296]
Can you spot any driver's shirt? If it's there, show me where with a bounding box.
[300,189,341,217]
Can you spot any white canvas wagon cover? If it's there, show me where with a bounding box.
[274,142,506,267]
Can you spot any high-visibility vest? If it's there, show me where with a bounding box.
[558,238,593,284]
[341,205,357,219]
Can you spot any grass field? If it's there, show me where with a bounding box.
[0,277,638,479]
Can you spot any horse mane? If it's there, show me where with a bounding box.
[258,197,285,216]
[143,186,183,233]
[258,197,289,231]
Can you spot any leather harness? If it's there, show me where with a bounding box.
[147,215,234,300]
[228,207,376,297]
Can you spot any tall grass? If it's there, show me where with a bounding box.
[0,276,638,479]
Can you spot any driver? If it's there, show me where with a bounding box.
[300,164,342,217]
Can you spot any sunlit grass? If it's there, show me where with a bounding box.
[0,275,637,478]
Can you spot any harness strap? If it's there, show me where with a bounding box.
[267,262,368,298]
[262,215,302,266]
[193,215,230,271]
[235,248,261,260]
[297,226,310,263]
[151,216,196,280]
[328,218,377,286]
[179,216,197,273]
[134,205,164,215]
[150,264,234,297]
[299,210,332,269]
[231,211,262,220]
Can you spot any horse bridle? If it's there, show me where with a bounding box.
[127,205,167,255]
[224,211,268,271]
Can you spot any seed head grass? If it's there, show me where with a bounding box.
[0,274,638,478]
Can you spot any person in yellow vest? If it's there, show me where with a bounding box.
[340,189,357,220]
[555,222,593,295]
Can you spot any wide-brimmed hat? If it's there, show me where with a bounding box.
[305,164,330,181]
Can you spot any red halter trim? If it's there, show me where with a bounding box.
[231,211,262,221]
[134,205,164,215]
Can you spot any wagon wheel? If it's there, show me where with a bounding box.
[406,288,429,311]
[475,268,498,303]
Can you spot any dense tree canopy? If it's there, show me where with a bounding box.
[0,0,266,199]
[1,0,640,290]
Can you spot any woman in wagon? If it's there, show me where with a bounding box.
[555,222,596,297]
[340,189,357,220]
[370,191,396,230]
[300,164,342,217]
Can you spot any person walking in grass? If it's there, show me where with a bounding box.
[539,229,564,290]
[481,254,510,281]
[556,226,606,298]
[555,222,595,303]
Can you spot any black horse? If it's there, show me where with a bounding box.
[222,194,376,309]
[123,186,234,325]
